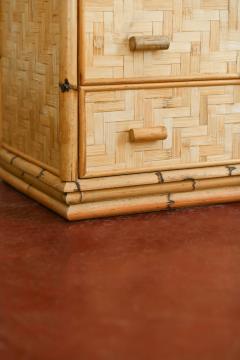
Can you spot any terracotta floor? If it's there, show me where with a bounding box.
[0,181,240,360]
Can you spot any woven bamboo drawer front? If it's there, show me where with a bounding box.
[80,0,240,84]
[81,85,240,177]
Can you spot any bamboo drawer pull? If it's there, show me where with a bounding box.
[129,36,170,51]
[129,127,168,143]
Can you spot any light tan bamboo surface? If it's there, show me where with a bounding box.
[59,0,78,181]
[80,0,240,85]
[0,0,60,173]
[81,85,240,177]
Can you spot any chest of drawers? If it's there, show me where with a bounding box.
[1,0,240,220]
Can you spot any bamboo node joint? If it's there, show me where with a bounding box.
[37,169,45,179]
[184,177,196,190]
[226,165,236,176]
[10,156,17,165]
[75,181,81,192]
[167,193,175,209]
[155,171,164,183]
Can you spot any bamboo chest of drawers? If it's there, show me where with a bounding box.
[1,0,240,220]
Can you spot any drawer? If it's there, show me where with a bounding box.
[80,84,240,177]
[80,0,240,85]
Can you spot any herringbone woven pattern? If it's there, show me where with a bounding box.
[82,0,240,83]
[0,0,60,170]
[85,85,240,176]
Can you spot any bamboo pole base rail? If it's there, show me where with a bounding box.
[1,148,240,221]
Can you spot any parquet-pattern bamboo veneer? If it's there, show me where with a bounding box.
[81,0,240,84]
[83,85,240,177]
[0,0,60,174]
[1,0,240,220]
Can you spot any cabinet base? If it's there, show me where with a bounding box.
[1,148,240,221]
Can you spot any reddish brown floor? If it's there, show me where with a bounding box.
[0,181,240,360]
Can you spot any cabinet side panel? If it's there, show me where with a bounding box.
[0,0,60,173]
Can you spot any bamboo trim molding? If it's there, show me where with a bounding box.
[80,159,240,179]
[0,148,78,193]
[67,186,240,221]
[78,176,240,204]
[1,148,240,193]
[0,159,66,204]
[0,167,68,218]
[81,74,240,87]
[1,164,240,221]
[2,156,240,206]
[59,0,78,181]
[1,143,60,176]
[1,147,240,220]
[81,79,240,93]
[77,165,240,191]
